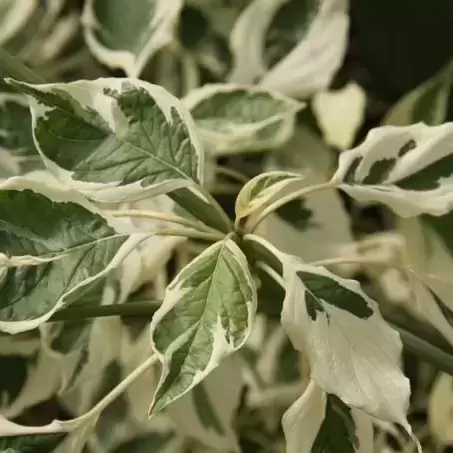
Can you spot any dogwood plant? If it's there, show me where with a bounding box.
[1,1,453,453]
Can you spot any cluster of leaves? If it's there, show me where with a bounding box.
[1,1,453,452]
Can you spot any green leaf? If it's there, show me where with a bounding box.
[7,78,205,203]
[0,0,36,46]
[82,0,183,78]
[235,171,304,222]
[384,59,453,126]
[184,84,303,155]
[281,256,410,426]
[333,123,453,217]
[283,380,373,453]
[0,432,66,452]
[229,0,349,98]
[150,237,257,414]
[0,177,145,333]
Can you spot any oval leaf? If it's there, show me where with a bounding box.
[281,256,411,426]
[82,0,183,78]
[184,84,303,155]
[7,77,205,203]
[332,123,453,217]
[149,237,257,415]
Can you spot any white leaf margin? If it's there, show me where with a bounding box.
[82,0,183,78]
[183,83,303,155]
[0,174,150,334]
[235,170,305,221]
[149,237,257,412]
[228,0,349,98]
[9,77,205,203]
[332,122,453,217]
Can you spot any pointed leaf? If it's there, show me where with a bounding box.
[281,256,410,426]
[333,123,453,217]
[7,78,205,203]
[235,170,304,221]
[283,380,373,453]
[82,0,183,78]
[0,176,146,334]
[229,0,349,98]
[150,238,257,414]
[184,84,303,155]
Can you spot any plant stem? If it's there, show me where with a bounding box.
[49,301,159,322]
[153,227,224,242]
[111,209,222,235]
[0,47,45,84]
[198,187,234,232]
[246,181,334,232]
[64,355,158,430]
[216,165,250,184]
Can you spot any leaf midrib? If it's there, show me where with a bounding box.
[30,86,195,184]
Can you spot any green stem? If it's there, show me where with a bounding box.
[0,47,45,84]
[246,181,334,232]
[216,165,250,184]
[49,301,159,322]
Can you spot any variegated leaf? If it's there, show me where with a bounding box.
[82,0,183,78]
[150,238,257,414]
[384,59,453,127]
[0,176,146,334]
[332,123,453,217]
[229,0,349,98]
[7,78,205,203]
[283,380,373,453]
[184,84,303,155]
[281,256,411,426]
[235,170,304,222]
